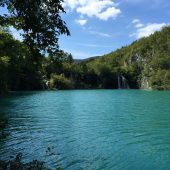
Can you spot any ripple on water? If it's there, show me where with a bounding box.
[0,90,170,170]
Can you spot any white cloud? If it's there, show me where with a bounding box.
[132,19,140,24]
[96,7,121,20]
[136,23,167,38]
[131,19,169,39]
[75,19,87,25]
[64,0,121,21]
[63,0,79,10]
[135,23,144,28]
[89,30,111,37]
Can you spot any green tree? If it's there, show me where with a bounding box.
[0,0,70,54]
[0,56,9,93]
[49,74,73,90]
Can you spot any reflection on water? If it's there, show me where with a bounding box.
[0,90,170,170]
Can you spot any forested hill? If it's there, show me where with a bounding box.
[82,26,170,90]
[0,27,170,94]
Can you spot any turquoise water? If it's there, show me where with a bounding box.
[0,90,170,170]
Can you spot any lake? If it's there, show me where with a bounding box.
[0,90,170,170]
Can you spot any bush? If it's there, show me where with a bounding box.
[150,70,170,90]
[49,74,73,90]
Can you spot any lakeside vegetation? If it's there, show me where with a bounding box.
[0,26,170,94]
[0,0,170,94]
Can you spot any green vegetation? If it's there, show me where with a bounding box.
[0,26,170,93]
[0,0,70,94]
[0,0,70,54]
[0,153,63,170]
[49,74,73,90]
[0,1,169,92]
[81,26,170,90]
[0,29,44,93]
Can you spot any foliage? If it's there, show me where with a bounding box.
[82,26,170,90]
[0,30,44,93]
[49,74,73,90]
[0,56,10,93]
[0,27,170,92]
[150,70,170,90]
[0,0,70,54]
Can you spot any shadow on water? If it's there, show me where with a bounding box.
[0,91,46,143]
[0,153,63,170]
[0,118,8,139]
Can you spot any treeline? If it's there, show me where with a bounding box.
[89,27,170,90]
[0,27,170,93]
[0,28,98,93]
[48,26,170,90]
[80,26,170,90]
[0,29,43,93]
[0,28,119,92]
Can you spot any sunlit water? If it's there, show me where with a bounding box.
[0,90,170,170]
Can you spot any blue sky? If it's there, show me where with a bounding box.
[59,0,170,59]
[1,0,170,59]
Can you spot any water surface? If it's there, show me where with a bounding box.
[0,90,170,170]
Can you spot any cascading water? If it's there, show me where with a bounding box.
[118,74,130,89]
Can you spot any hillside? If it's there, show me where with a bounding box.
[81,26,170,90]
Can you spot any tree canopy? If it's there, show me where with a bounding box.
[0,0,70,54]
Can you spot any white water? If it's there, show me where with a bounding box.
[118,74,130,89]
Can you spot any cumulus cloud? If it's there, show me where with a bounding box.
[136,23,168,38]
[131,19,169,39]
[75,19,87,25]
[96,7,121,20]
[64,0,121,21]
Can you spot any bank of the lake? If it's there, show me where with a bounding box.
[0,90,170,170]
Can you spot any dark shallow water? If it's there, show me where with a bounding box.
[0,90,170,170]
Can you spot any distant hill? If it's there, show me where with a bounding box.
[74,59,83,63]
[74,56,100,63]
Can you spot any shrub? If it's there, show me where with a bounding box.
[49,74,73,90]
[150,70,170,90]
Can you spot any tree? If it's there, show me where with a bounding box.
[0,0,70,54]
[0,56,9,93]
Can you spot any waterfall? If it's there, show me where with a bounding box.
[121,75,130,89]
[117,74,130,89]
[141,76,150,89]
[45,81,50,89]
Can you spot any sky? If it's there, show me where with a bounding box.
[0,0,170,59]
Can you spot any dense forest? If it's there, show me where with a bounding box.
[0,26,170,94]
